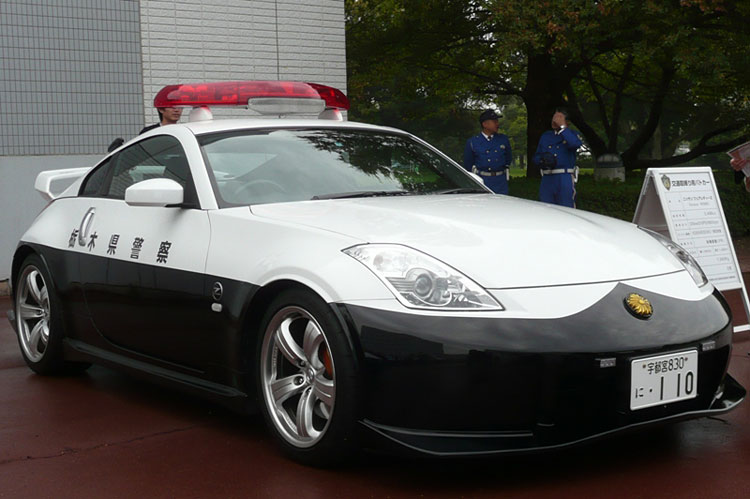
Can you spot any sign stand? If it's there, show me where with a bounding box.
[633,167,750,333]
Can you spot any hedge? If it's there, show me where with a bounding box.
[505,169,750,238]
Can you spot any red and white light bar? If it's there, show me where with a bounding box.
[154,80,349,116]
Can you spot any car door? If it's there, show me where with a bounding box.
[77,135,215,370]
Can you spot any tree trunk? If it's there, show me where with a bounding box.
[621,65,675,169]
[629,125,747,169]
[522,54,566,178]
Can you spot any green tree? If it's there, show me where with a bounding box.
[346,0,750,175]
[565,1,750,169]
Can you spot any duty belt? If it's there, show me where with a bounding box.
[541,168,575,175]
[541,166,579,183]
[472,166,507,177]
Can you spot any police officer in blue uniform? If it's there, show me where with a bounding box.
[533,108,583,207]
[463,109,512,194]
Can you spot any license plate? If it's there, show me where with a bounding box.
[630,350,698,410]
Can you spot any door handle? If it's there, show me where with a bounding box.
[78,207,96,246]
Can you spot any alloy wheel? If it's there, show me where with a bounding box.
[16,266,51,363]
[260,306,336,448]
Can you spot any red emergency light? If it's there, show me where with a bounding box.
[153,81,350,110]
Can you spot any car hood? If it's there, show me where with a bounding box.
[250,194,684,289]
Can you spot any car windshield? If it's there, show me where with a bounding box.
[198,128,484,206]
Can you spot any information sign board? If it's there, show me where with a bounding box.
[633,167,750,332]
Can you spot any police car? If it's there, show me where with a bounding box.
[8,81,744,465]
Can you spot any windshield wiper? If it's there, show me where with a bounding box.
[434,188,487,194]
[311,190,411,200]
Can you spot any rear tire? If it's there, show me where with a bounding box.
[14,254,90,375]
[256,289,360,466]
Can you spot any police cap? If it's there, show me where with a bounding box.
[479,109,500,124]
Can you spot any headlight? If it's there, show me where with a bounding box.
[640,228,708,287]
[342,244,503,311]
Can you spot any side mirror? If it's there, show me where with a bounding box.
[125,178,184,207]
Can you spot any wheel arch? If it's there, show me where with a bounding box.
[238,279,364,397]
[11,244,49,300]
[11,244,89,375]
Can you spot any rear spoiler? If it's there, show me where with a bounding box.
[34,167,90,201]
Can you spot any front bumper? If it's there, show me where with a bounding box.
[339,284,746,456]
[361,374,745,456]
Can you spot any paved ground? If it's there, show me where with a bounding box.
[1,243,750,498]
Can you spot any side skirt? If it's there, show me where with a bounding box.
[65,338,257,413]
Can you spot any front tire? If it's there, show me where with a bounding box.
[257,289,360,466]
[14,254,89,375]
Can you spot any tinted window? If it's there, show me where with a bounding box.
[199,129,481,206]
[80,157,111,197]
[106,136,191,199]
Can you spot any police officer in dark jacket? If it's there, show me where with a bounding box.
[140,106,183,134]
[463,109,512,194]
[533,108,582,207]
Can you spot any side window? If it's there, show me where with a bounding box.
[80,157,111,197]
[106,136,191,200]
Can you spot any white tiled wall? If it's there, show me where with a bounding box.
[140,0,347,123]
[0,0,143,156]
[1,0,347,153]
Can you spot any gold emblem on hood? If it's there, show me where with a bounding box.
[625,293,653,319]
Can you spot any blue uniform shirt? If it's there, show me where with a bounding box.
[463,133,512,172]
[534,127,583,208]
[532,127,582,170]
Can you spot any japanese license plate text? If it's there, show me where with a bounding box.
[630,350,698,410]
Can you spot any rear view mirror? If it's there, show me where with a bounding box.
[125,178,184,207]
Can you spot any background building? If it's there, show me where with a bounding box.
[0,0,347,287]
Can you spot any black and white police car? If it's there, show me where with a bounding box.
[9,81,745,465]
